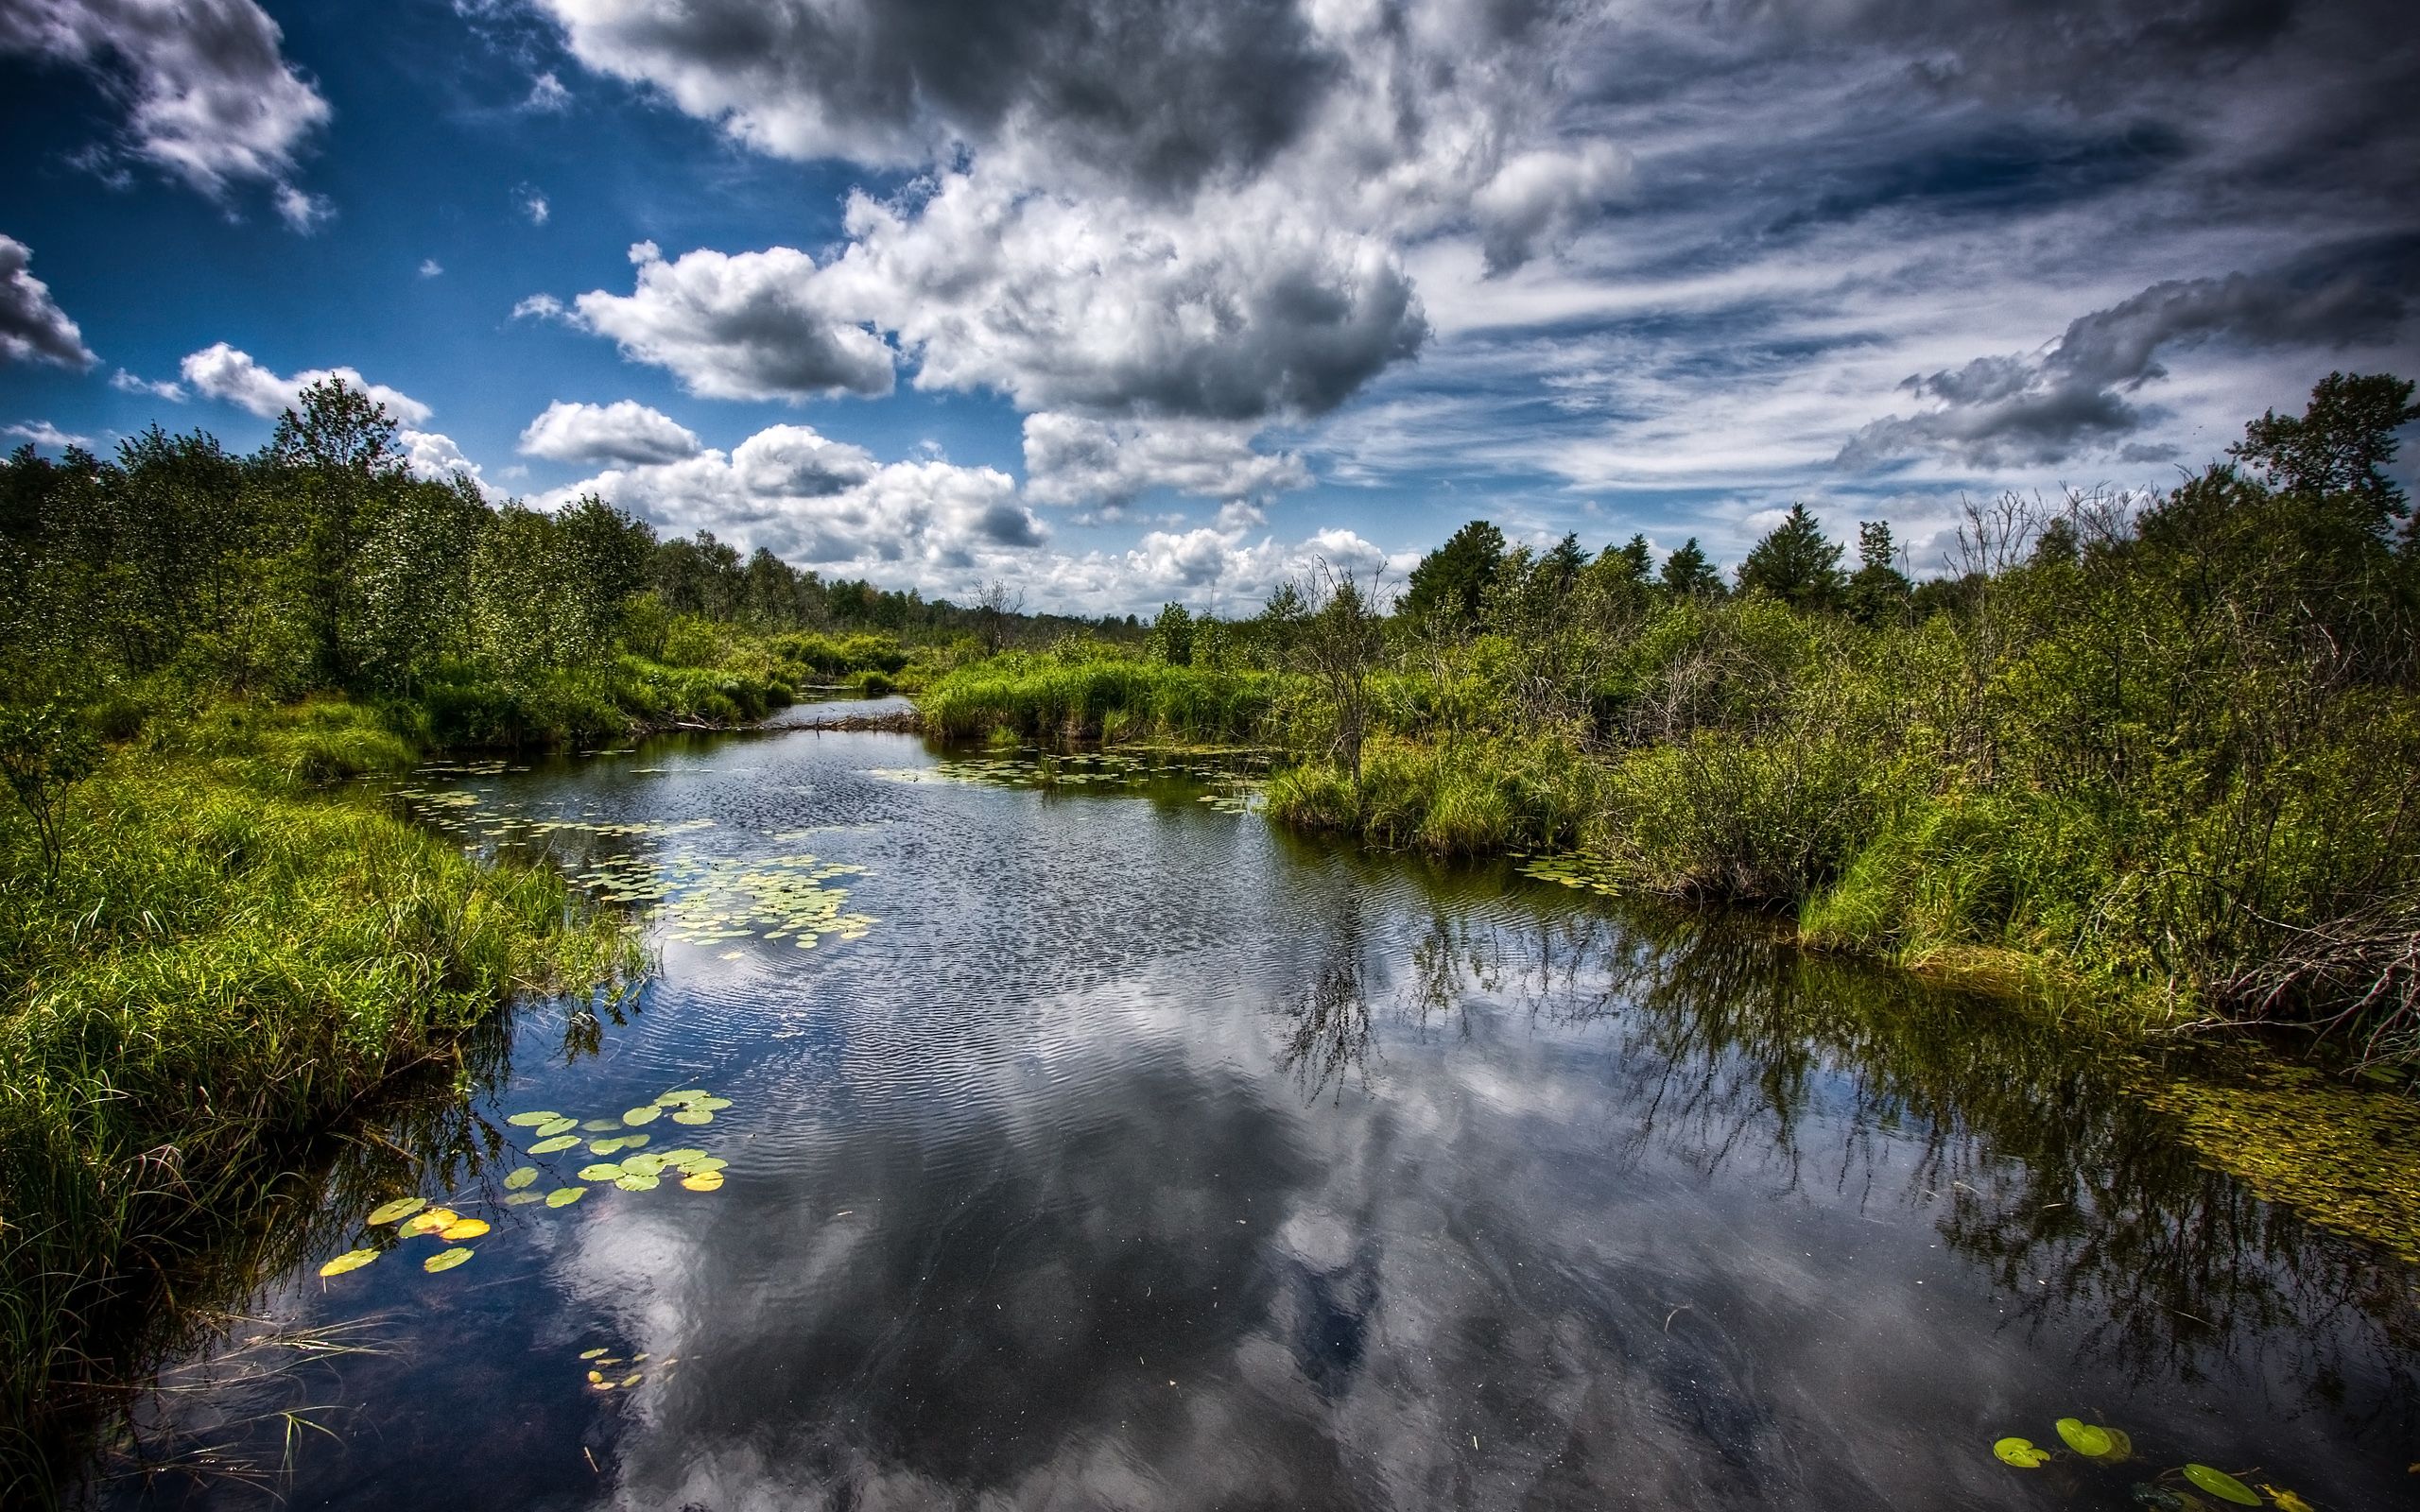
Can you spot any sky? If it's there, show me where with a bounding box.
[1,0,2414,616]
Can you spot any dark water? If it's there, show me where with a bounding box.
[91,710,2420,1509]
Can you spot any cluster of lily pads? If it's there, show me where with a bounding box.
[314,1089,737,1282]
[564,850,874,950]
[1512,852,1622,897]
[875,750,1267,813]
[579,1345,674,1393]
[1992,1417,2316,1509]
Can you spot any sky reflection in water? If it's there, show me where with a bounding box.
[98,720,2420,1510]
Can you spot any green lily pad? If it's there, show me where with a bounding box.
[545,1186,588,1208]
[579,1348,607,1360]
[2055,1418,2116,1457]
[656,1090,706,1106]
[623,1153,669,1176]
[502,1192,545,1206]
[529,1135,580,1154]
[318,1248,380,1277]
[589,1136,628,1155]
[581,1118,623,1132]
[366,1196,428,1226]
[535,1117,578,1138]
[658,1147,708,1164]
[506,1110,562,1127]
[680,1156,728,1175]
[423,1247,474,1273]
[503,1166,540,1190]
[2181,1466,2261,1506]
[692,1097,734,1110]
[615,1173,661,1192]
[670,1108,714,1125]
[623,1106,661,1125]
[1993,1437,2052,1469]
[579,1162,627,1181]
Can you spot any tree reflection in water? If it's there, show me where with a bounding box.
[1269,876,2419,1428]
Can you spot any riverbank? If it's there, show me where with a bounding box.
[0,699,644,1499]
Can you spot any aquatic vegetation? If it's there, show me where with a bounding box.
[1993,1412,2310,1509]
[422,1247,473,1273]
[316,1249,380,1278]
[1994,1437,2052,1468]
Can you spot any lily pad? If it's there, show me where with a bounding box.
[318,1248,380,1278]
[579,1348,608,1360]
[589,1137,628,1156]
[681,1171,724,1192]
[503,1166,540,1190]
[505,1110,561,1127]
[545,1186,588,1208]
[438,1218,490,1241]
[502,1192,545,1207]
[615,1173,661,1192]
[535,1117,578,1138]
[401,1208,460,1238]
[681,1156,728,1175]
[423,1247,474,1273]
[658,1148,709,1165]
[693,1096,734,1110]
[579,1162,627,1181]
[581,1118,623,1132]
[656,1091,707,1106]
[529,1135,580,1154]
[2181,1466,2261,1506]
[620,1372,642,1387]
[366,1196,428,1226]
[623,1153,670,1176]
[622,1106,661,1125]
[2055,1418,2117,1457]
[670,1109,715,1125]
[1993,1437,2052,1469]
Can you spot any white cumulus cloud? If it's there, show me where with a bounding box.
[180,341,433,425]
[519,399,703,466]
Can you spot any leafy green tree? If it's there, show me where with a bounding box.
[1736,504,1843,611]
[0,699,97,883]
[1148,602,1196,665]
[1402,519,1506,633]
[266,378,411,685]
[1844,520,1913,627]
[2230,370,2418,535]
[355,476,487,690]
[1659,537,1724,598]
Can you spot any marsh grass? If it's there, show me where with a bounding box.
[921,656,1277,745]
[0,699,638,1500]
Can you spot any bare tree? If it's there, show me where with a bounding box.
[1291,558,1390,786]
[974,577,1025,656]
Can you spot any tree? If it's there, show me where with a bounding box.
[1292,562,1388,784]
[1611,533,1653,584]
[2230,370,2419,535]
[1736,503,1843,611]
[975,577,1025,656]
[266,378,409,685]
[1148,602,1195,665]
[1659,537,1724,598]
[0,698,97,884]
[1543,532,1588,595]
[1844,520,1913,627]
[1401,519,1505,633]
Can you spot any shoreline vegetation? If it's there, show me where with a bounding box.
[4,375,2418,1487]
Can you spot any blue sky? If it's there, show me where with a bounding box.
[3,0,2413,614]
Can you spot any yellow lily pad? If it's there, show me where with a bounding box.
[400,1207,461,1238]
[545,1186,588,1208]
[503,1166,540,1190]
[366,1196,427,1226]
[423,1247,474,1273]
[438,1218,490,1241]
[318,1248,380,1277]
[1993,1437,2051,1469]
[579,1348,607,1360]
[681,1171,724,1192]
[623,1106,661,1125]
[505,1111,561,1127]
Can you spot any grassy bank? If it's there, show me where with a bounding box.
[0,700,639,1495]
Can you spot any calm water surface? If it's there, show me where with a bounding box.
[94,707,2420,1509]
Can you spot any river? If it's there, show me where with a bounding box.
[86,704,2420,1509]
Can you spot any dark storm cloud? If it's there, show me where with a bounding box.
[1841,244,2416,469]
[545,0,1341,196]
[0,233,96,370]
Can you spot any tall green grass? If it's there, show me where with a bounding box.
[0,702,638,1494]
[921,655,1279,744]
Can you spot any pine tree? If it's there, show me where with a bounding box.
[1659,537,1724,598]
[1736,503,1843,610]
[1843,520,1912,626]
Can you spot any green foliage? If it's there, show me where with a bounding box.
[1147,602,1196,665]
[0,699,98,882]
[1736,502,1844,610]
[922,651,1275,744]
[1658,536,1724,598]
[1402,519,1506,632]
